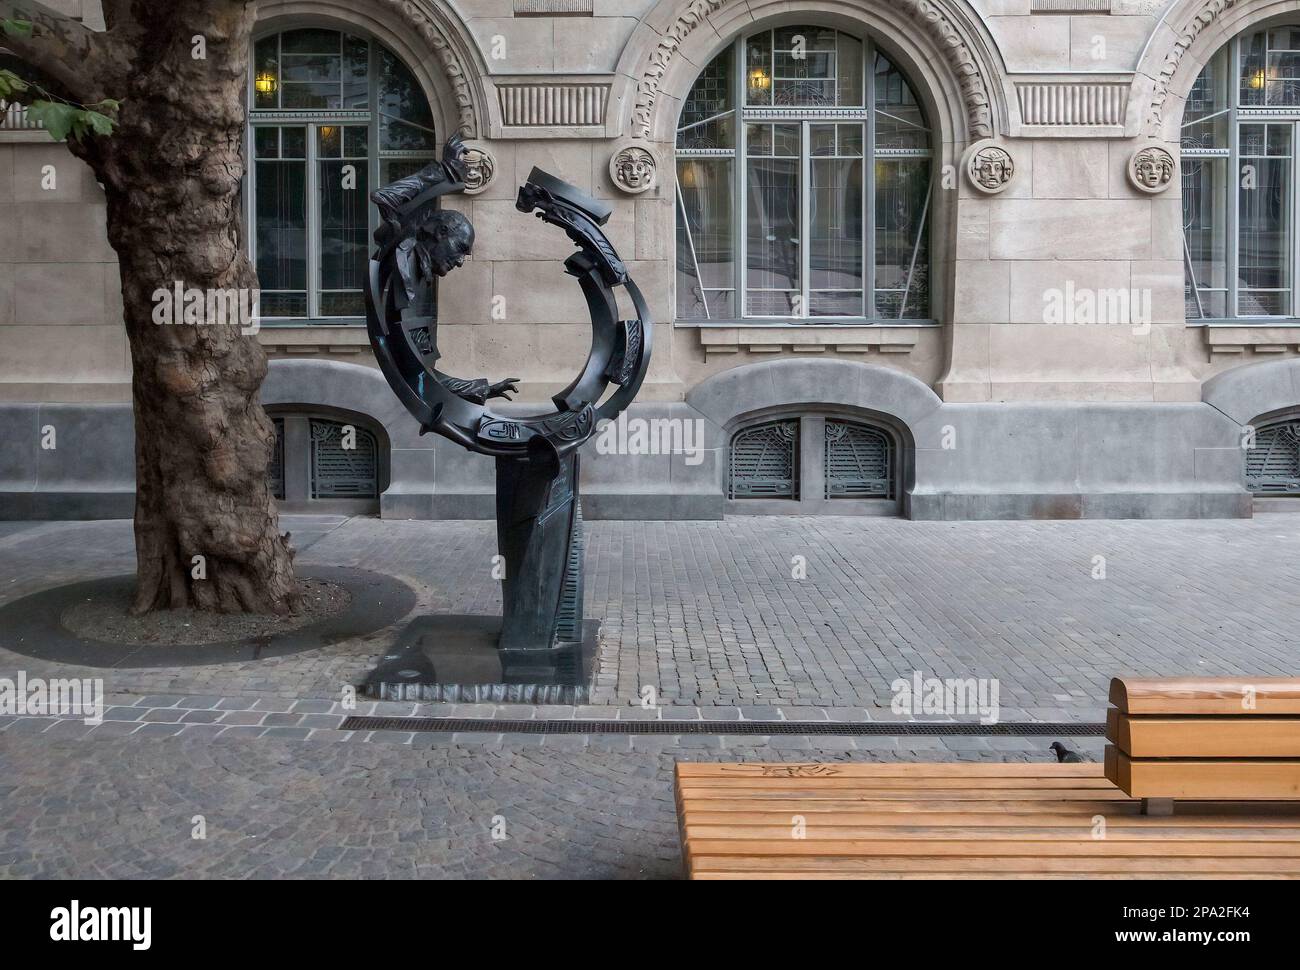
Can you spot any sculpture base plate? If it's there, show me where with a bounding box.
[363,615,600,704]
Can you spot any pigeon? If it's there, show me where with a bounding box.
[1049,741,1084,763]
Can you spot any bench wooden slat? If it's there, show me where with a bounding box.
[676,762,1300,879]
[1107,710,1300,757]
[1105,747,1300,798]
[1109,677,1300,715]
[689,855,1300,874]
[676,762,1100,778]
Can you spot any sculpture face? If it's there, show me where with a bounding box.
[615,150,654,189]
[972,147,1012,190]
[1134,149,1172,189]
[417,211,475,279]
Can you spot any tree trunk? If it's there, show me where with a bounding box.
[67,2,301,614]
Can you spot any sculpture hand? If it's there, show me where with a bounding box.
[487,378,520,401]
[443,134,469,184]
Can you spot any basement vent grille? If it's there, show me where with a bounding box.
[825,420,893,499]
[730,419,799,499]
[310,419,378,499]
[1246,420,1300,493]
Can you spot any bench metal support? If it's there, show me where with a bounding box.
[1141,797,1175,817]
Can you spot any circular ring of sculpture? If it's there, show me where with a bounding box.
[609,143,657,194]
[963,140,1015,195]
[1127,144,1175,194]
[366,156,652,461]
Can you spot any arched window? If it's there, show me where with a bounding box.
[1182,26,1300,318]
[1246,416,1300,492]
[675,25,932,322]
[249,27,438,320]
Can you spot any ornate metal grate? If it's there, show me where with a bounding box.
[269,418,285,500]
[825,420,893,499]
[1247,420,1300,493]
[729,419,799,499]
[310,419,379,499]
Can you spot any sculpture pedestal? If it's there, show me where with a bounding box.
[363,614,600,704]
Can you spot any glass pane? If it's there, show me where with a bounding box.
[254,126,279,159]
[810,124,864,317]
[379,46,437,152]
[746,151,800,315]
[317,124,341,158]
[774,25,837,52]
[837,34,863,107]
[1237,124,1292,316]
[253,36,279,109]
[344,125,368,158]
[1181,46,1228,150]
[282,52,340,85]
[1240,29,1267,106]
[677,115,735,151]
[678,46,734,131]
[281,28,341,55]
[281,126,306,159]
[676,158,734,320]
[343,34,369,109]
[745,31,772,105]
[875,158,930,318]
[1182,156,1228,318]
[319,157,370,316]
[281,82,339,110]
[255,156,307,313]
[875,52,930,150]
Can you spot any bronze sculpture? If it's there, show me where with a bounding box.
[364,139,652,693]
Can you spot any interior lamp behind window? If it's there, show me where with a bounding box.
[255,72,278,96]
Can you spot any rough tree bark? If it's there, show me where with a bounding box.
[7,1,300,614]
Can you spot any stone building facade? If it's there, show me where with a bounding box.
[4,0,1300,520]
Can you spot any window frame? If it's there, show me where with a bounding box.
[245,27,439,327]
[1183,23,1300,324]
[675,28,935,327]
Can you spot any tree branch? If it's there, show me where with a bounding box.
[0,1,119,103]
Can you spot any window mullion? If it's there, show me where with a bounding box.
[801,119,811,320]
[1229,37,1240,317]
[865,38,876,320]
[736,35,747,320]
[307,123,320,320]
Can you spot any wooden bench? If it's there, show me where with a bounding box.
[674,761,1300,879]
[1105,677,1300,815]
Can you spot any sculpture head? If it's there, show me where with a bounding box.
[971,147,1013,191]
[1133,147,1173,190]
[416,210,475,278]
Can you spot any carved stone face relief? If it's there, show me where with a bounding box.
[461,144,496,195]
[964,142,1014,194]
[1127,145,1175,194]
[610,145,657,194]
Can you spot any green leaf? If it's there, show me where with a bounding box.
[0,18,35,37]
[0,69,29,100]
[26,100,76,141]
[84,109,114,135]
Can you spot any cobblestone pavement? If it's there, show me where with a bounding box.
[1,513,1287,878]
[2,514,1298,717]
[0,729,1095,879]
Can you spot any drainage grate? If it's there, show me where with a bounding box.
[341,716,1105,737]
